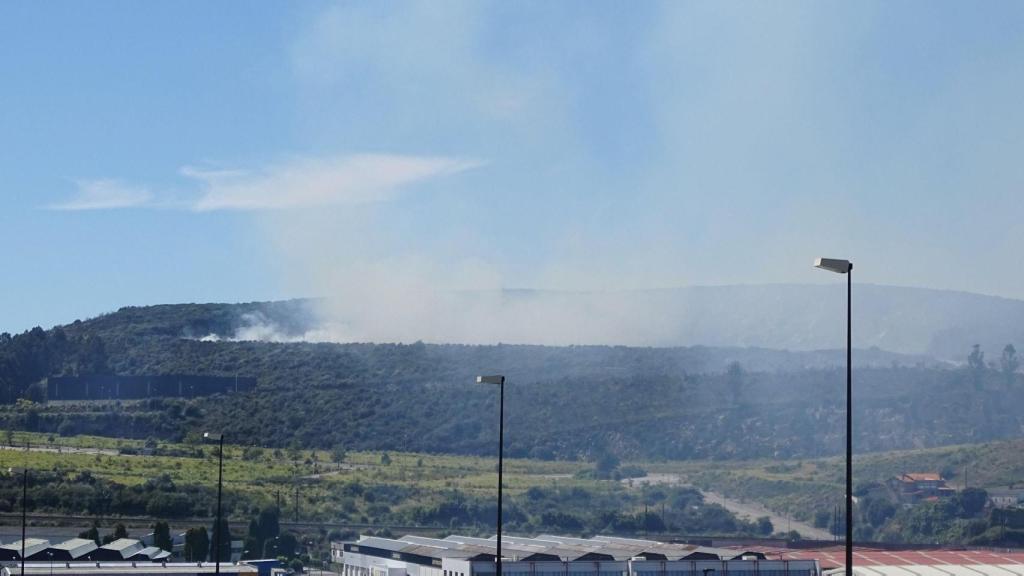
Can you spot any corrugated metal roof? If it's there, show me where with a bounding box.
[2,540,51,559]
[49,539,98,559]
[100,539,143,554]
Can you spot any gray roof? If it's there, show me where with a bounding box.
[353,534,756,563]
[2,540,51,559]
[100,539,142,553]
[51,539,99,554]
[132,547,172,561]
[2,562,256,576]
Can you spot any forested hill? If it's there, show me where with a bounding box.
[17,282,1024,360]
[1,300,1022,461]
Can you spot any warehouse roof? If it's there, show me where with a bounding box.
[2,562,257,576]
[131,547,172,561]
[99,539,143,554]
[755,547,1024,570]
[350,534,763,564]
[1,540,51,559]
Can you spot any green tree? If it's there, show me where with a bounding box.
[969,344,986,390]
[79,525,100,546]
[103,523,129,544]
[959,487,989,517]
[212,518,232,562]
[185,527,210,562]
[153,521,173,552]
[1001,344,1019,387]
[726,361,745,404]
[594,452,620,479]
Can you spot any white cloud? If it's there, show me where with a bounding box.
[188,154,482,211]
[49,154,481,212]
[47,179,153,211]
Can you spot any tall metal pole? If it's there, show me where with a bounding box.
[846,265,853,576]
[21,467,27,576]
[496,378,504,576]
[216,434,224,575]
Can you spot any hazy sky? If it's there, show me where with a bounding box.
[2,1,1023,334]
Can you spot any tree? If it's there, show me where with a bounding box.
[79,524,100,546]
[153,521,173,552]
[1001,344,1019,387]
[257,506,281,540]
[185,527,210,562]
[756,516,774,535]
[277,532,297,558]
[594,452,620,479]
[959,487,989,517]
[726,361,745,405]
[969,345,986,390]
[211,518,232,562]
[103,523,129,544]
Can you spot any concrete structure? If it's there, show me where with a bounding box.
[889,473,955,503]
[336,535,819,576]
[750,547,1024,572]
[1,562,257,576]
[988,488,1024,509]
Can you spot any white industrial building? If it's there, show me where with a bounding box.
[1,563,258,576]
[336,535,820,576]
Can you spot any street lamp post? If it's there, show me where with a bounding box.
[205,432,225,575]
[476,375,506,576]
[21,465,27,576]
[814,257,853,576]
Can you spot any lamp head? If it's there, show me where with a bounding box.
[476,375,505,385]
[814,257,852,274]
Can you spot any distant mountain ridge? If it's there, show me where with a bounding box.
[67,283,1024,361]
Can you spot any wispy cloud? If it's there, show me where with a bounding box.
[47,179,153,211]
[188,154,482,211]
[48,154,481,212]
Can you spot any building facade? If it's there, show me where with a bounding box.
[336,535,819,576]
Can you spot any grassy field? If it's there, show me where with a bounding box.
[0,431,601,525]
[637,438,1024,525]
[3,430,1023,532]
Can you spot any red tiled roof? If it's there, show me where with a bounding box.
[750,548,1024,569]
[903,473,943,482]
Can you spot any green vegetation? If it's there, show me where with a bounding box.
[641,438,1024,545]
[3,302,1024,548]
[2,307,1022,462]
[0,432,771,540]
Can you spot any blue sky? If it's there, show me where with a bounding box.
[2,1,1023,335]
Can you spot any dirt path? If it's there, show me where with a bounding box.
[624,474,833,540]
[700,490,833,540]
[0,444,119,456]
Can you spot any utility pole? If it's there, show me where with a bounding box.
[21,466,27,576]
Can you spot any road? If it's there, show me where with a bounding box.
[0,444,119,456]
[624,474,833,540]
